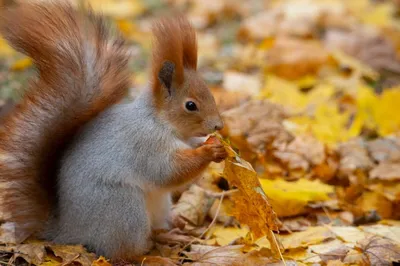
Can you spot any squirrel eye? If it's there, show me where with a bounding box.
[185,101,198,111]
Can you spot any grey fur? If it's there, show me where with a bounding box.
[43,90,191,258]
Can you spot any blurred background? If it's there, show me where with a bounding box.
[1,0,400,229]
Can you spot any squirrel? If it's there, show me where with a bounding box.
[0,1,227,260]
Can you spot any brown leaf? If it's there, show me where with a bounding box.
[0,242,46,265]
[367,138,400,163]
[217,135,280,235]
[279,226,335,250]
[154,229,196,246]
[47,244,96,265]
[370,162,400,181]
[170,185,214,227]
[338,139,374,179]
[221,100,291,162]
[358,235,400,266]
[309,239,349,262]
[264,37,330,80]
[183,244,244,265]
[324,27,400,74]
[280,217,311,232]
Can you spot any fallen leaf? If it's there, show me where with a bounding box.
[183,244,244,265]
[171,185,214,227]
[329,226,366,244]
[47,244,96,265]
[279,226,335,250]
[265,37,330,80]
[0,37,15,57]
[370,162,400,181]
[337,138,374,178]
[356,191,393,219]
[360,224,400,245]
[207,225,250,246]
[367,138,400,163]
[357,235,400,266]
[92,256,112,266]
[0,242,46,265]
[280,217,311,232]
[10,57,32,72]
[308,239,349,262]
[260,178,334,217]
[85,0,145,18]
[222,71,262,95]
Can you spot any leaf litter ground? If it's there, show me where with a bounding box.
[1,0,400,265]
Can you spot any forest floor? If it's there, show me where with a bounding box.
[1,0,400,265]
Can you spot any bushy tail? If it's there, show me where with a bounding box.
[0,2,131,243]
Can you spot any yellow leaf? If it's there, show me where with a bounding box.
[10,57,32,71]
[85,0,145,18]
[361,3,393,27]
[116,19,151,47]
[207,225,250,246]
[258,37,275,51]
[330,50,378,81]
[280,226,335,249]
[372,88,400,136]
[92,256,112,266]
[0,37,15,57]
[295,75,317,89]
[212,134,281,254]
[260,179,334,217]
[258,75,308,113]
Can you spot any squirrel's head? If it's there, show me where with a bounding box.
[151,16,223,140]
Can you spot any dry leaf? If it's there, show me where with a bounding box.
[212,134,281,254]
[260,179,334,217]
[183,244,244,265]
[0,242,46,265]
[360,224,400,245]
[338,139,374,178]
[367,138,400,163]
[279,226,335,250]
[222,71,262,95]
[308,239,349,262]
[47,244,96,265]
[10,57,32,71]
[265,37,330,80]
[329,226,366,244]
[370,162,400,181]
[171,185,213,227]
[92,256,112,266]
[357,235,400,266]
[356,191,393,219]
[207,225,250,246]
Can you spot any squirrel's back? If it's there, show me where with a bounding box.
[0,2,131,243]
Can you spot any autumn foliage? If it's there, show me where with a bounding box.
[1,0,400,265]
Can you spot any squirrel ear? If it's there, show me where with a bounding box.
[158,61,175,96]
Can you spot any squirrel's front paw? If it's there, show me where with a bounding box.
[202,142,228,163]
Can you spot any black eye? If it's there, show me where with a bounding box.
[185,101,198,111]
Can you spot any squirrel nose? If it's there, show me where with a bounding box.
[214,120,224,131]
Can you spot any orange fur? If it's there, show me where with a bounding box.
[0,2,130,242]
[151,15,197,106]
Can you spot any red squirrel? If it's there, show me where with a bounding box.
[0,1,227,260]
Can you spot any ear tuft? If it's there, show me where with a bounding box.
[158,61,175,95]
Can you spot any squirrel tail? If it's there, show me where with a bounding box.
[0,2,131,243]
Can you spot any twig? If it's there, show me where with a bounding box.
[271,230,286,266]
[201,188,238,198]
